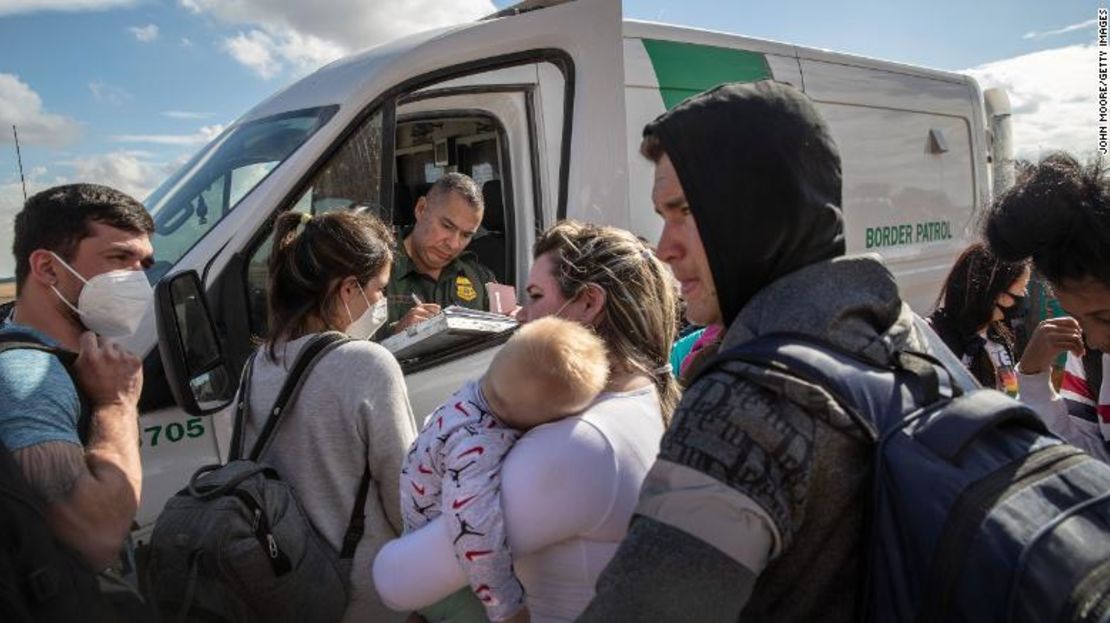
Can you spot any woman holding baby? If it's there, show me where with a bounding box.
[374,220,680,622]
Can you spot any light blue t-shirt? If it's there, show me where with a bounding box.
[0,323,82,451]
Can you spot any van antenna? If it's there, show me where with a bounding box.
[12,125,27,203]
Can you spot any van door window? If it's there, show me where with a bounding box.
[145,106,335,282]
[244,109,385,336]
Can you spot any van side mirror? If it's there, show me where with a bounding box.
[153,270,235,415]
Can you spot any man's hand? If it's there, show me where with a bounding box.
[39,331,143,570]
[74,331,142,408]
[392,303,442,333]
[1018,317,1086,375]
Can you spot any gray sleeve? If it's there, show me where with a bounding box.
[577,515,759,622]
[360,344,419,534]
[579,370,811,621]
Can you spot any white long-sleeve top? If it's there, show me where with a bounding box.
[1017,351,1110,462]
[374,384,663,623]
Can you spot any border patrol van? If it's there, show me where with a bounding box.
[128,0,1011,542]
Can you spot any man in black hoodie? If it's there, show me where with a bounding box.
[579,81,931,622]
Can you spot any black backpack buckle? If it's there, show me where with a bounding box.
[27,565,60,602]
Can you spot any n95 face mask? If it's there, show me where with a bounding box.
[50,252,153,338]
[343,284,388,340]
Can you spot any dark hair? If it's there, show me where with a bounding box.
[266,210,394,359]
[427,172,483,211]
[533,220,681,423]
[14,183,153,294]
[934,241,1028,340]
[640,133,666,163]
[985,152,1110,288]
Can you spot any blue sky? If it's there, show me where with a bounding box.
[0,0,1095,278]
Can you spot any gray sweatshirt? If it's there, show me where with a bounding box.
[241,334,418,623]
[580,255,931,623]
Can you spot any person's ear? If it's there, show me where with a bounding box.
[579,283,608,327]
[28,249,61,286]
[414,196,428,221]
[340,276,362,305]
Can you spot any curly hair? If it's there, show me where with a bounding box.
[985,152,1110,289]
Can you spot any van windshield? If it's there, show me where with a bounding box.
[144,106,337,280]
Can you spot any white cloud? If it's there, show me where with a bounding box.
[963,44,1092,160]
[224,28,345,79]
[224,30,281,79]
[1023,19,1096,40]
[0,168,68,279]
[0,152,177,277]
[89,80,132,105]
[67,152,169,200]
[0,179,35,278]
[128,23,159,42]
[181,0,494,78]
[0,0,135,16]
[180,36,194,47]
[0,74,81,146]
[112,124,225,146]
[162,110,213,120]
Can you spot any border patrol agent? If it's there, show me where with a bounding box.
[384,173,495,335]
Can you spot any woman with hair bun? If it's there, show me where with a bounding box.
[242,210,418,621]
[985,152,1110,461]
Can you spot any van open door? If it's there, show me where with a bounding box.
[144,0,633,494]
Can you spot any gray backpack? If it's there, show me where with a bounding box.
[146,332,371,622]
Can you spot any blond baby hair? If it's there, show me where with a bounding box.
[489,316,609,418]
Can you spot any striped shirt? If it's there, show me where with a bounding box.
[1017,351,1110,462]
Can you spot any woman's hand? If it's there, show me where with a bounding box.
[1018,317,1086,375]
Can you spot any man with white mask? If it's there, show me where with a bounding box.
[2,183,151,578]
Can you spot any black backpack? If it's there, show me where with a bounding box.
[703,319,1110,622]
[0,335,143,622]
[147,332,372,622]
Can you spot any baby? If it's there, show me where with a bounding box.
[400,316,609,623]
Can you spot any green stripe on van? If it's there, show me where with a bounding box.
[643,39,771,110]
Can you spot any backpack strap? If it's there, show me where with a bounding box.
[697,327,1040,458]
[0,335,91,444]
[228,353,259,462]
[339,468,373,560]
[245,332,351,462]
[230,332,370,559]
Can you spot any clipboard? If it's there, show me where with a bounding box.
[380,305,518,360]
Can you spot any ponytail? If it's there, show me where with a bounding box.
[266,210,394,360]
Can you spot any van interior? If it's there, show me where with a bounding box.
[392,116,510,284]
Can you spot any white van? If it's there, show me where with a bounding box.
[129,0,1008,543]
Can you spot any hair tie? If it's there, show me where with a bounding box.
[640,248,653,262]
[652,362,673,377]
[293,211,313,237]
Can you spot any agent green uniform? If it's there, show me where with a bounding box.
[384,240,496,331]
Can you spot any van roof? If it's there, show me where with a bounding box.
[623,20,972,85]
[240,12,972,126]
[240,24,461,124]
